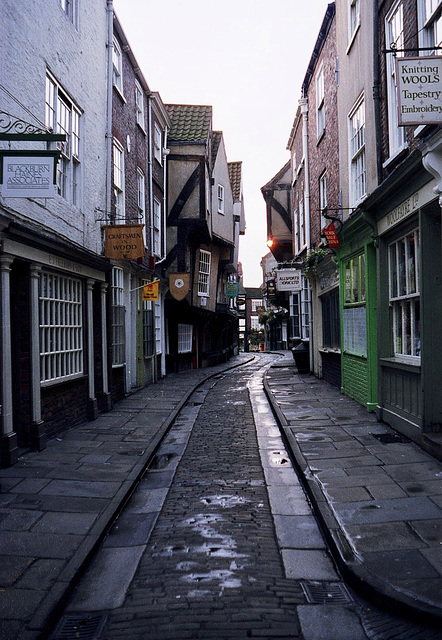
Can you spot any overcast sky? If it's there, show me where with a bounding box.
[113,0,328,286]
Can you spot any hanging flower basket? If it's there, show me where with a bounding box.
[303,248,329,277]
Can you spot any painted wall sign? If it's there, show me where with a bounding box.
[378,181,435,235]
[0,152,58,198]
[104,224,145,260]
[396,56,442,126]
[276,269,302,291]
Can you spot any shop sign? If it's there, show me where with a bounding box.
[104,224,145,260]
[378,181,435,235]
[169,273,190,301]
[322,222,340,248]
[266,279,277,297]
[142,280,159,301]
[226,282,239,298]
[276,269,302,291]
[0,151,58,198]
[396,57,442,125]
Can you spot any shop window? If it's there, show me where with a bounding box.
[111,267,125,366]
[178,324,193,353]
[142,290,154,358]
[40,272,83,384]
[322,289,340,349]
[343,254,367,356]
[289,277,310,341]
[389,229,420,359]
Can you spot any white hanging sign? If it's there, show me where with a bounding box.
[396,56,442,126]
[276,268,302,291]
[1,153,58,198]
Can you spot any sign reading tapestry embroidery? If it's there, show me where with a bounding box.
[396,56,442,126]
[104,224,145,260]
[0,153,58,198]
[276,269,302,291]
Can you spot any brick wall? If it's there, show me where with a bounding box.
[41,380,89,440]
[341,354,369,407]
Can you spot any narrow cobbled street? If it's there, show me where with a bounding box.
[54,355,366,640]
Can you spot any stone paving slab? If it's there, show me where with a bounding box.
[0,353,254,640]
[263,356,442,622]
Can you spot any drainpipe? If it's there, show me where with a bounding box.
[156,126,169,265]
[147,94,154,260]
[372,0,382,185]
[300,95,314,371]
[105,1,114,223]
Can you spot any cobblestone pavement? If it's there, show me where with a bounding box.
[67,358,310,639]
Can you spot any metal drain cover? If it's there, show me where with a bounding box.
[50,613,108,640]
[301,581,353,604]
[371,432,409,444]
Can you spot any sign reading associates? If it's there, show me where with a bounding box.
[396,56,442,126]
[0,151,59,198]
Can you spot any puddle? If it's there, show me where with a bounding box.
[200,495,250,508]
[148,452,177,469]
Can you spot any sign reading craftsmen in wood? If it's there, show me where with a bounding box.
[169,273,190,301]
[104,224,145,260]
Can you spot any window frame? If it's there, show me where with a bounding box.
[319,171,328,232]
[349,95,366,205]
[197,249,211,297]
[388,228,421,361]
[316,64,325,140]
[112,138,125,221]
[135,80,145,130]
[112,37,123,95]
[60,0,78,26]
[178,323,193,353]
[153,196,162,257]
[154,122,162,164]
[39,271,83,385]
[417,0,442,54]
[217,184,225,214]
[349,0,361,43]
[111,267,126,367]
[45,73,81,204]
[385,1,407,158]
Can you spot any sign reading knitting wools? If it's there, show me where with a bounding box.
[396,56,442,125]
[104,224,145,260]
[276,268,302,291]
[0,151,59,198]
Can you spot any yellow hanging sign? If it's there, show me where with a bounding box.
[142,280,160,301]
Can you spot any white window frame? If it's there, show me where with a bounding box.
[319,172,328,232]
[40,272,83,385]
[385,1,407,158]
[349,0,361,43]
[60,0,78,26]
[111,267,126,366]
[135,80,145,130]
[217,184,225,214]
[154,122,162,163]
[155,297,162,356]
[417,0,442,54]
[112,37,123,95]
[389,229,421,362]
[153,196,162,257]
[113,138,125,221]
[316,64,325,139]
[45,73,81,205]
[198,249,211,297]
[178,323,193,353]
[349,95,366,206]
[251,299,263,312]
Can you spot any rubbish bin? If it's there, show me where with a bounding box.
[291,341,309,373]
